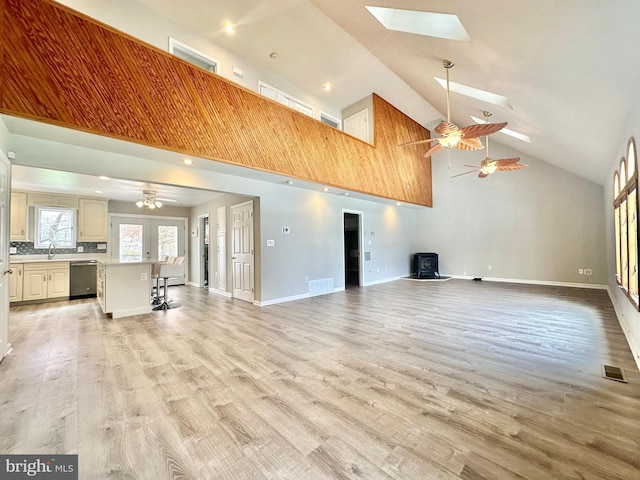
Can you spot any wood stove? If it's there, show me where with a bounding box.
[413,253,439,278]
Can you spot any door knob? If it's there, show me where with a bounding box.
[3,269,12,275]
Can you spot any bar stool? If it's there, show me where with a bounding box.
[151,255,168,305]
[153,256,185,310]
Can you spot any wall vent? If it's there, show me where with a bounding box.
[602,364,627,383]
[309,278,334,296]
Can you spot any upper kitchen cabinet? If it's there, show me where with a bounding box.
[27,192,79,208]
[10,191,28,241]
[78,198,108,242]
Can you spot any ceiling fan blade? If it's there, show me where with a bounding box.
[424,143,444,158]
[459,122,507,139]
[456,137,484,151]
[452,169,479,178]
[398,138,440,147]
[155,197,177,202]
[497,163,528,172]
[435,121,460,135]
[494,157,521,166]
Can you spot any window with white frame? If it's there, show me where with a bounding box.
[258,81,314,117]
[35,206,76,249]
[614,137,638,309]
[169,37,219,74]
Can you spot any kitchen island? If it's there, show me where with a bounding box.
[97,260,152,318]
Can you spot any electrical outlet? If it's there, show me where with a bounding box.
[584,269,592,275]
[578,269,584,274]
[141,272,148,281]
[304,276,308,283]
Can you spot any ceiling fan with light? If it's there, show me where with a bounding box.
[136,190,176,209]
[400,60,507,158]
[452,111,527,179]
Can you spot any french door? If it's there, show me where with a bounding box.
[110,215,187,284]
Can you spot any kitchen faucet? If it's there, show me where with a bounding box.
[48,241,56,260]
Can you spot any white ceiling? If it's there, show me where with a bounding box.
[128,0,640,185]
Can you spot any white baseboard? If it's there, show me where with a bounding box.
[209,287,231,298]
[186,281,200,287]
[450,275,607,290]
[362,276,402,287]
[256,286,346,307]
[607,287,640,371]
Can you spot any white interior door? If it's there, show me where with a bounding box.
[231,201,254,303]
[344,109,369,143]
[0,153,11,360]
[110,215,187,284]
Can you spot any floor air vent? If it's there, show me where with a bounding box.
[602,365,627,383]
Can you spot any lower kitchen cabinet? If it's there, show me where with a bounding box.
[22,262,70,301]
[9,264,23,302]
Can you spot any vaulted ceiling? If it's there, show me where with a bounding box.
[131,0,640,185]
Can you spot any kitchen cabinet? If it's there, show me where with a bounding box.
[22,262,70,301]
[8,263,23,302]
[10,191,28,241]
[27,193,78,208]
[78,198,108,241]
[97,261,152,318]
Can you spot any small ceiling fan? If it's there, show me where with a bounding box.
[400,60,507,158]
[452,111,527,179]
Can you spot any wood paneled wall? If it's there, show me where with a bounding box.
[0,0,432,206]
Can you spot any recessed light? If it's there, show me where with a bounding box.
[435,77,513,109]
[470,115,531,143]
[365,6,471,42]
[323,83,332,91]
[286,180,294,185]
[183,158,194,165]
[396,202,402,206]
[94,190,104,194]
[225,25,235,34]
[342,192,350,196]
[98,176,110,180]
[269,52,278,60]
[323,187,330,192]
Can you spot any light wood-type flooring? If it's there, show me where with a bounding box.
[1,280,639,479]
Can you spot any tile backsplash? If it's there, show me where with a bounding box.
[10,242,107,255]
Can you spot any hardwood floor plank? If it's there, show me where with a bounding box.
[1,280,638,479]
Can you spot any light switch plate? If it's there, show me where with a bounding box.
[9,247,16,254]
[266,239,275,246]
[77,246,84,253]
[97,244,107,250]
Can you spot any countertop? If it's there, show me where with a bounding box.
[11,254,108,264]
[98,259,157,266]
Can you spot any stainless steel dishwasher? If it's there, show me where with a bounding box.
[70,260,97,298]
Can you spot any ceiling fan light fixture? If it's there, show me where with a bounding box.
[137,190,163,209]
[439,134,461,148]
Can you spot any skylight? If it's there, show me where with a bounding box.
[365,6,471,42]
[435,77,513,110]
[470,115,531,143]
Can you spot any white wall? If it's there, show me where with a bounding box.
[56,0,342,122]
[417,140,606,286]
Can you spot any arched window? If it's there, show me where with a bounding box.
[614,137,639,308]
